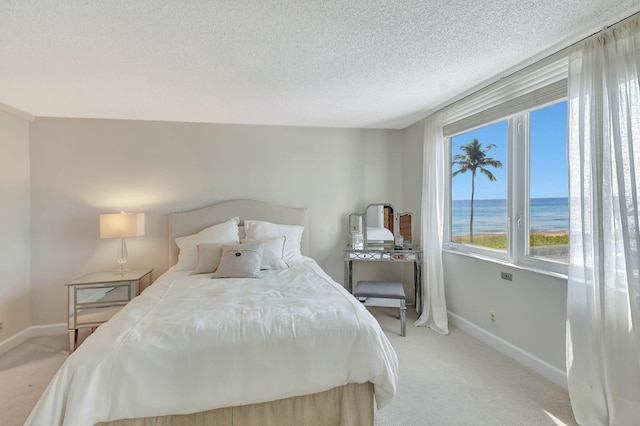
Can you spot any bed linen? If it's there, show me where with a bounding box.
[26,258,398,426]
[98,382,374,426]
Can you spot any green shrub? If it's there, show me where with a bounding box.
[451,232,568,249]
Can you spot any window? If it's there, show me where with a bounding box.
[451,120,508,254]
[445,83,568,274]
[527,102,568,265]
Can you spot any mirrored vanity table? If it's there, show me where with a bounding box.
[344,204,423,314]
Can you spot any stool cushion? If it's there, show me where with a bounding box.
[354,281,406,300]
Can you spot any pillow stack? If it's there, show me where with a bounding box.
[174,218,304,278]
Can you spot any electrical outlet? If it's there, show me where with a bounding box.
[501,271,513,281]
[0,320,4,331]
[489,311,496,324]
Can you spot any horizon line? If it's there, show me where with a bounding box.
[452,196,568,202]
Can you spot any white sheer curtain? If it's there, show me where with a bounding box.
[566,16,640,425]
[415,112,449,335]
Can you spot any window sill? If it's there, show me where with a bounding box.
[442,247,568,280]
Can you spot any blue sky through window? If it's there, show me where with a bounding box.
[529,101,568,199]
[451,121,507,201]
[451,101,568,201]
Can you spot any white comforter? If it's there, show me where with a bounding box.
[27,258,399,426]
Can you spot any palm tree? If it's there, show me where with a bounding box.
[452,139,502,244]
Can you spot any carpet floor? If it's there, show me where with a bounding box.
[370,307,576,425]
[0,308,576,425]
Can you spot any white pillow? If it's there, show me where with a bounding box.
[212,243,265,278]
[173,217,240,271]
[244,220,304,262]
[241,237,288,270]
[191,243,224,275]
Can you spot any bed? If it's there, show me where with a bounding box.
[26,199,399,426]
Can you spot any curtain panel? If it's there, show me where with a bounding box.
[566,16,640,425]
[415,113,449,335]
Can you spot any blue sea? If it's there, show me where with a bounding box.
[451,197,568,236]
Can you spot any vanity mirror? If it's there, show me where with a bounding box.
[398,212,413,248]
[348,203,414,249]
[364,203,397,248]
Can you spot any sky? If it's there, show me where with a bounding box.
[451,101,568,201]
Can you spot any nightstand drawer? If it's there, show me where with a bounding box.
[69,282,135,329]
[75,282,134,305]
[74,304,126,328]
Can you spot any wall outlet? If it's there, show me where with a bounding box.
[0,320,4,331]
[489,311,496,324]
[501,271,513,281]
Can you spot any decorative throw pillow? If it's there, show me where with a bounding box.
[241,237,288,270]
[212,243,265,278]
[190,243,224,275]
[172,217,240,271]
[243,220,304,262]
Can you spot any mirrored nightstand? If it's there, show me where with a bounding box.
[65,268,153,351]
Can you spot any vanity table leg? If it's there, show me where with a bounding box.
[415,262,423,315]
[344,260,353,292]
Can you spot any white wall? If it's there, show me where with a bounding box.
[443,254,568,379]
[401,123,569,386]
[29,117,406,326]
[0,109,31,340]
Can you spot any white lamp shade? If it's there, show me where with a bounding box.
[100,213,145,238]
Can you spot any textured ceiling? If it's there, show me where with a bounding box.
[1,1,639,129]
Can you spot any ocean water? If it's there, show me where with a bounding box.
[451,197,568,236]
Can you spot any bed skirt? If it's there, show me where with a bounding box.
[97,382,374,426]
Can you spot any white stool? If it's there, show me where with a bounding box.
[354,281,406,337]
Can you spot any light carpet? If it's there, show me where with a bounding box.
[371,307,576,425]
[0,333,68,426]
[0,308,576,425]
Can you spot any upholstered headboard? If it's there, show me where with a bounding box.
[168,199,309,266]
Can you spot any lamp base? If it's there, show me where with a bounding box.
[115,237,129,275]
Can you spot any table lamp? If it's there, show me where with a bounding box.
[100,212,145,274]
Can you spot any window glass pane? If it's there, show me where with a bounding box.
[451,121,508,251]
[528,101,568,263]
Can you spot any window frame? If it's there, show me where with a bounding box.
[444,96,569,276]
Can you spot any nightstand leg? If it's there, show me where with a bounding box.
[68,329,78,352]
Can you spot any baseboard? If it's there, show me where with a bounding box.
[448,312,568,389]
[0,323,66,356]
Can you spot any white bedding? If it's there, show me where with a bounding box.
[27,258,398,426]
